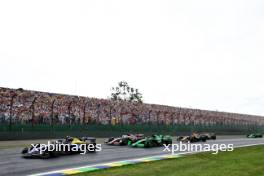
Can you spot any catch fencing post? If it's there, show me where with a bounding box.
[148,110,152,125]
[31,97,37,127]
[9,92,17,131]
[83,101,89,124]
[68,101,73,127]
[51,99,56,129]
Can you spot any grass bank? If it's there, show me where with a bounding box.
[74,145,264,176]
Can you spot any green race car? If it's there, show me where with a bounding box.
[131,134,172,148]
[247,133,263,138]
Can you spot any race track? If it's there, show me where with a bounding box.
[0,137,263,176]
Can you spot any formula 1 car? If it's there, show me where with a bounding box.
[177,133,207,143]
[131,134,172,148]
[247,133,263,138]
[105,134,144,146]
[200,133,216,140]
[21,136,97,158]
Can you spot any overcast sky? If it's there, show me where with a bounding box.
[1,0,264,116]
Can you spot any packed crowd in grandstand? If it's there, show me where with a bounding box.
[1,87,264,126]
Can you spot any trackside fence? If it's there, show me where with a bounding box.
[0,124,263,140]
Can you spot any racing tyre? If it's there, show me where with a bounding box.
[21,147,28,154]
[40,151,52,159]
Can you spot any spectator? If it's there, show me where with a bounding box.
[0,87,263,126]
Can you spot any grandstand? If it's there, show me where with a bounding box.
[1,87,264,127]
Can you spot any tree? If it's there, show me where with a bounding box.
[110,81,143,103]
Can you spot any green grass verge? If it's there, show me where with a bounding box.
[74,145,264,176]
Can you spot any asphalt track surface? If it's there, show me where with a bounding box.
[0,137,264,176]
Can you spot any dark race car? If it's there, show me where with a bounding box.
[200,133,216,140]
[247,133,263,138]
[131,134,172,148]
[105,134,144,146]
[177,133,207,143]
[21,136,97,159]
